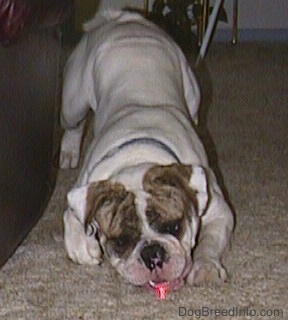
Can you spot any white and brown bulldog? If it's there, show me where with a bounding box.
[60,11,234,290]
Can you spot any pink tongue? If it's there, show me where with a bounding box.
[147,278,185,292]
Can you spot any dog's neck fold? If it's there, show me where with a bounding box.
[80,138,181,185]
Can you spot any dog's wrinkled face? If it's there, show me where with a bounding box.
[83,163,208,287]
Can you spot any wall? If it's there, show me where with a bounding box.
[222,0,288,29]
[216,0,288,41]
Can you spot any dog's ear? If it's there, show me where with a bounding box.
[143,163,209,216]
[67,181,128,236]
[68,180,137,238]
[85,181,132,237]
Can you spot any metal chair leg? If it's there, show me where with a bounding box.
[196,0,224,64]
[144,0,149,15]
[232,0,238,44]
[202,0,210,40]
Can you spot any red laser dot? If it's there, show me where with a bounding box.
[157,285,167,300]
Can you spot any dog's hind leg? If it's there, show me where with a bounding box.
[59,121,86,169]
[60,90,88,168]
[179,52,200,125]
[59,41,94,169]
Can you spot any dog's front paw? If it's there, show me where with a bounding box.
[66,236,103,266]
[187,259,228,287]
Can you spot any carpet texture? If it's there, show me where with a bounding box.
[1,43,287,320]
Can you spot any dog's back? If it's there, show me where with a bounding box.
[86,12,186,110]
[61,10,202,181]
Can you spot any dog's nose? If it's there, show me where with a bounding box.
[140,242,168,271]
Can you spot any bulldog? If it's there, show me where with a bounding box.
[59,11,234,290]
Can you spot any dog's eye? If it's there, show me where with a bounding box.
[159,219,182,238]
[110,235,131,255]
[110,233,140,257]
[114,235,130,248]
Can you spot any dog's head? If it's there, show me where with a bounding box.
[67,163,209,288]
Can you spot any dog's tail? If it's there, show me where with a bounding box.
[83,10,143,32]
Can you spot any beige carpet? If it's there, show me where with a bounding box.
[1,43,287,320]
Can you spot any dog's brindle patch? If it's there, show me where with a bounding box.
[85,181,141,258]
[143,164,198,239]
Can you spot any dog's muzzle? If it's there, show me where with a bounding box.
[139,241,187,291]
